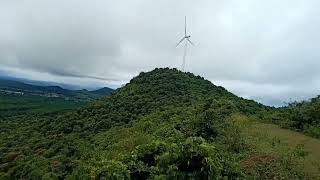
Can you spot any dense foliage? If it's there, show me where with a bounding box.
[0,94,87,117]
[0,68,316,179]
[264,96,320,138]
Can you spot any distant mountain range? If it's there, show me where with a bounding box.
[0,75,104,90]
[0,78,114,101]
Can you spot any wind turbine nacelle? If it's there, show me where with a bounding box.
[186,35,191,38]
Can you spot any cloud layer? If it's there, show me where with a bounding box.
[1,0,320,106]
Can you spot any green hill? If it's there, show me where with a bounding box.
[48,68,268,134]
[0,68,317,179]
[90,87,114,96]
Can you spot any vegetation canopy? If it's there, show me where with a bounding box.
[0,68,319,179]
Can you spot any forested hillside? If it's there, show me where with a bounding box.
[0,68,318,179]
[264,96,320,138]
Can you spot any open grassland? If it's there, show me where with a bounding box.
[234,114,320,177]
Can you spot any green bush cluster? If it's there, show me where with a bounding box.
[263,96,320,138]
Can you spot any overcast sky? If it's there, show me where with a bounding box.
[1,0,320,106]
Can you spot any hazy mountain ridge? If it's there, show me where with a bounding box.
[0,74,88,90]
[0,79,114,101]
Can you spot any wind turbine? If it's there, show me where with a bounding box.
[176,16,194,71]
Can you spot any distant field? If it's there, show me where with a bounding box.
[0,94,86,116]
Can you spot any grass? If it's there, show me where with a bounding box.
[233,114,320,177]
[250,123,320,176]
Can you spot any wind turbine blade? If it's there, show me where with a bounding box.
[187,38,194,46]
[176,37,186,47]
[185,16,187,36]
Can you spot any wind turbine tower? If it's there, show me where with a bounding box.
[176,16,194,71]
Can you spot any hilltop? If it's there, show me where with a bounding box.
[0,68,318,179]
[51,68,268,134]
